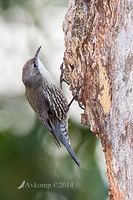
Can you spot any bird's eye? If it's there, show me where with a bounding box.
[34,63,37,68]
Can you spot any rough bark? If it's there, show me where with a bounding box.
[62,0,133,199]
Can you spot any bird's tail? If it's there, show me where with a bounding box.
[56,122,80,167]
[64,140,80,167]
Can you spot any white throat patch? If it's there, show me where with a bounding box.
[38,59,56,85]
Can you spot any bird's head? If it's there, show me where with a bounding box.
[22,46,43,87]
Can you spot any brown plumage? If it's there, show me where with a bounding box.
[22,46,80,166]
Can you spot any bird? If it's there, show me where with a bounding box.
[22,46,80,166]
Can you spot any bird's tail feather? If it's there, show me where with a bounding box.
[56,122,80,167]
[65,142,80,167]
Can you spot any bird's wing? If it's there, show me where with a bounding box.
[40,85,68,147]
[44,85,68,121]
[37,85,66,148]
[39,85,80,166]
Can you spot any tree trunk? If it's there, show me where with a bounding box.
[61,0,133,199]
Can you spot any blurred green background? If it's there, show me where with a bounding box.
[0,0,109,199]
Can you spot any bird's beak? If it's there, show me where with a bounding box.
[35,46,42,65]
